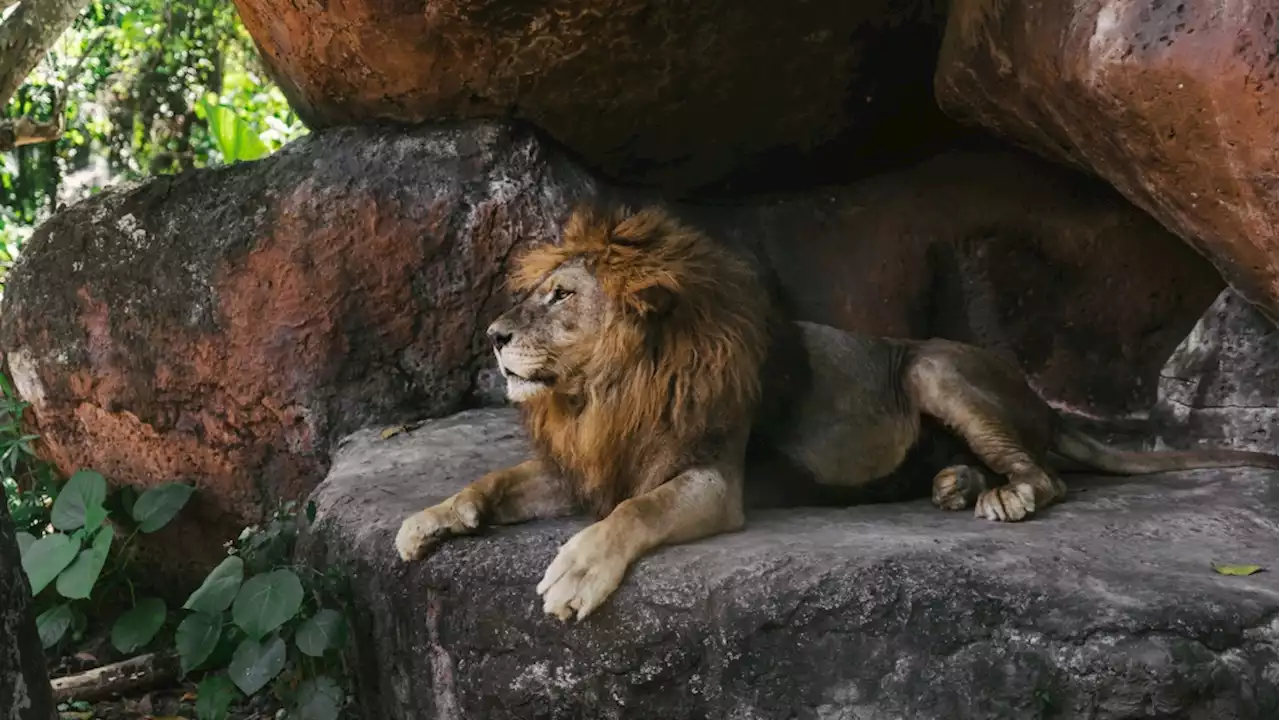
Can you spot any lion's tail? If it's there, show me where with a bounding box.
[1052,427,1279,475]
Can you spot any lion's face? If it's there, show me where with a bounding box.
[486,260,608,403]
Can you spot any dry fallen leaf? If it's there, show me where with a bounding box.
[1213,564,1264,576]
[380,425,406,440]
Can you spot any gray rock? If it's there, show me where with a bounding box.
[301,409,1278,720]
[1155,288,1278,454]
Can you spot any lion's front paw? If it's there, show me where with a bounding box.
[535,523,630,622]
[974,482,1037,522]
[394,490,483,562]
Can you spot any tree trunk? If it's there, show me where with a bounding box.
[0,482,55,720]
[0,0,94,107]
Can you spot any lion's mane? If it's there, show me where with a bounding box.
[508,205,773,517]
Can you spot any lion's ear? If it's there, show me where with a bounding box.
[627,284,676,317]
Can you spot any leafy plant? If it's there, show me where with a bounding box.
[177,501,352,720]
[17,469,194,650]
[0,372,59,535]
[197,95,270,164]
[0,0,309,295]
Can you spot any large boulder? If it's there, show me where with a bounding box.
[0,123,593,574]
[302,408,1279,719]
[934,0,1278,321]
[231,0,956,195]
[1155,288,1278,454]
[0,122,1221,573]
[0,485,55,720]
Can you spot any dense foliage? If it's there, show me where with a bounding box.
[0,0,307,291]
[0,3,344,716]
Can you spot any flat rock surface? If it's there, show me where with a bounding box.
[303,408,1278,719]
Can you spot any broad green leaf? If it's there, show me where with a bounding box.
[200,98,269,164]
[1213,564,1264,576]
[195,674,239,720]
[293,675,344,720]
[117,485,137,519]
[294,609,347,657]
[131,482,194,533]
[227,635,286,696]
[176,612,223,675]
[15,530,35,558]
[56,525,114,599]
[22,533,79,594]
[82,502,108,534]
[111,597,167,653]
[231,569,303,640]
[50,470,107,531]
[36,604,74,649]
[184,556,245,614]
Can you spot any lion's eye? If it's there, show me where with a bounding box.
[550,287,574,304]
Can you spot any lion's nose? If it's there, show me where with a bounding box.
[487,325,512,351]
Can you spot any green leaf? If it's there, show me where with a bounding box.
[195,674,239,720]
[131,482,194,533]
[184,556,245,614]
[294,609,347,657]
[22,533,80,595]
[36,604,74,649]
[199,98,269,164]
[111,597,167,653]
[1213,564,1264,576]
[177,612,223,675]
[81,502,108,534]
[293,675,344,720]
[227,635,286,696]
[15,530,35,558]
[231,569,303,640]
[50,470,107,531]
[56,525,114,599]
[117,485,137,519]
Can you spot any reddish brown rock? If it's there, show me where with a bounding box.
[934,0,1278,321]
[0,124,593,576]
[0,122,1221,573]
[231,0,955,195]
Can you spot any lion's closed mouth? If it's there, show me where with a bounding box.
[501,367,555,385]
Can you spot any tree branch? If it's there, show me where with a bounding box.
[0,0,93,109]
[50,652,179,702]
[0,115,59,150]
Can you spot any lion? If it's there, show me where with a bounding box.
[395,204,1279,622]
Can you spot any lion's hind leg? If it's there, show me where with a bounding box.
[931,462,997,511]
[908,341,1067,522]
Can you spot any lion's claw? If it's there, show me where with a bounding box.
[536,523,628,622]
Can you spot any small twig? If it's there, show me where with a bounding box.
[0,26,106,151]
[51,27,106,117]
[50,651,179,702]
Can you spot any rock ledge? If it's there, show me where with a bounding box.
[302,409,1277,720]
